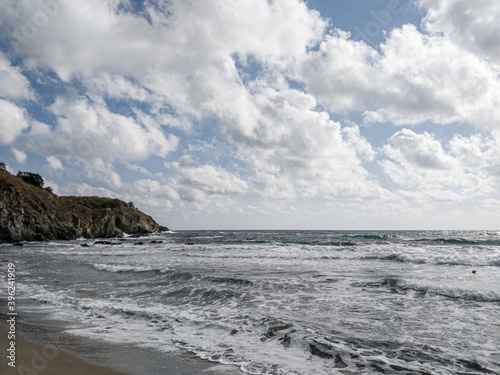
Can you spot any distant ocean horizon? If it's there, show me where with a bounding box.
[2,230,499,374]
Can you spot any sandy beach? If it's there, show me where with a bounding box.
[0,324,126,375]
[0,300,242,375]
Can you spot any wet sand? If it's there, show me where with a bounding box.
[1,324,126,375]
[0,299,242,375]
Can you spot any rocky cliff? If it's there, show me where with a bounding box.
[0,169,168,242]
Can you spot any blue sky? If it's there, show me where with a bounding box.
[1,0,499,230]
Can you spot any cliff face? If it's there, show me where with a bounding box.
[0,169,168,242]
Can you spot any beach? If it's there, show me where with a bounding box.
[0,300,242,375]
[0,323,125,375]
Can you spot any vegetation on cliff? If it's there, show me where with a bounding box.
[0,167,168,242]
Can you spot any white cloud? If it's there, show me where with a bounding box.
[46,155,63,170]
[85,73,149,102]
[382,129,499,197]
[419,0,500,65]
[12,148,27,163]
[0,99,30,145]
[0,52,33,100]
[21,96,178,163]
[2,0,325,85]
[1,0,499,228]
[449,133,500,176]
[384,129,456,170]
[301,25,500,129]
[217,85,381,200]
[172,156,247,196]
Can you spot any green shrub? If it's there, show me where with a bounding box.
[72,196,129,209]
[16,171,44,188]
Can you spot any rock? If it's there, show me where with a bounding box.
[149,240,163,244]
[265,324,293,338]
[105,216,117,238]
[334,354,348,368]
[280,334,291,347]
[230,329,238,336]
[94,241,113,245]
[309,343,333,359]
[0,169,168,242]
[80,243,90,247]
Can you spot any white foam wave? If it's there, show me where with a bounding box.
[378,248,500,266]
[403,282,500,302]
[92,263,167,273]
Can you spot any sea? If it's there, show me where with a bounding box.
[1,230,499,375]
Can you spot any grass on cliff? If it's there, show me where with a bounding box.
[65,196,135,210]
[0,165,135,211]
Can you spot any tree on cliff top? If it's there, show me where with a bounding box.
[16,171,44,188]
[0,162,6,170]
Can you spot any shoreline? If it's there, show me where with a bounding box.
[0,324,125,375]
[0,298,242,375]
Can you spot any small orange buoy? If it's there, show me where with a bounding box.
[472,270,477,274]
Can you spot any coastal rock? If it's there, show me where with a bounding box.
[0,169,168,242]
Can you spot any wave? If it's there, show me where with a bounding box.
[354,277,500,302]
[92,263,165,273]
[415,238,500,246]
[208,276,254,286]
[376,252,500,267]
[91,263,196,284]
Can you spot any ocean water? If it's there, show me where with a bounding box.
[1,230,499,374]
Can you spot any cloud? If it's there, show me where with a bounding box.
[382,129,499,197]
[0,52,33,100]
[384,129,456,170]
[300,25,500,129]
[1,0,381,203]
[12,148,27,163]
[419,0,500,65]
[213,83,381,200]
[46,155,63,170]
[20,95,178,162]
[449,133,500,176]
[0,99,30,145]
[1,0,499,228]
[172,156,247,196]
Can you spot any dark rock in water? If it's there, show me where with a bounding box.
[230,329,238,336]
[309,343,333,359]
[134,242,145,245]
[12,242,23,246]
[80,243,90,247]
[0,169,168,242]
[149,240,163,244]
[390,364,412,372]
[334,354,348,368]
[265,324,293,337]
[280,334,291,347]
[94,240,113,245]
[186,242,194,245]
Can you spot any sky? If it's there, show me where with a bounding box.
[0,0,499,230]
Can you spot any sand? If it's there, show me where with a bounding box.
[0,324,126,375]
[0,300,242,375]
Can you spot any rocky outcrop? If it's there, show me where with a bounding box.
[0,169,168,242]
